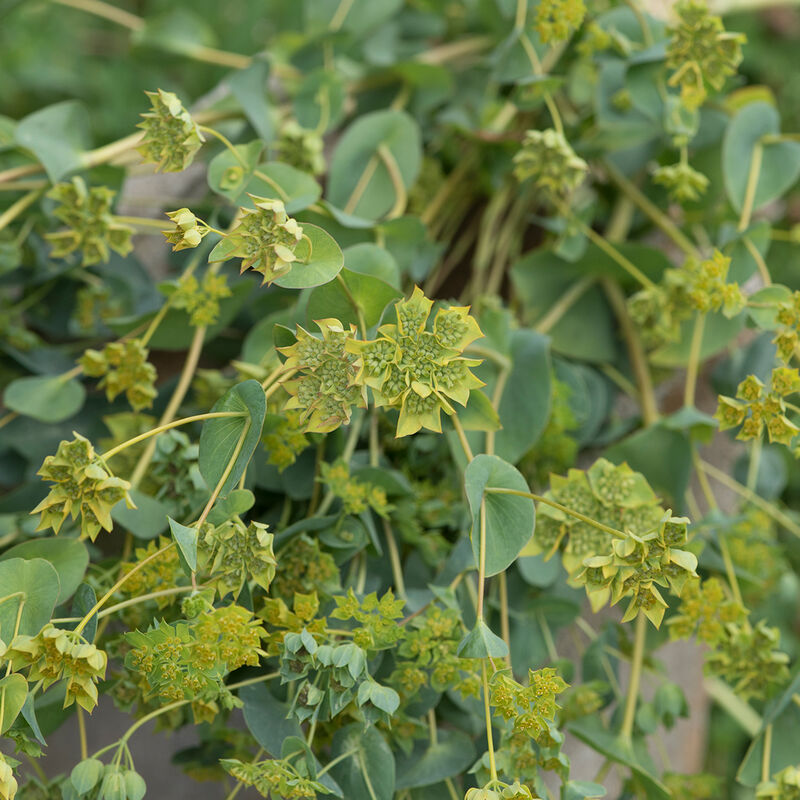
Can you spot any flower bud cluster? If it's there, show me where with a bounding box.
[653,159,709,203]
[47,178,132,266]
[137,89,204,172]
[535,0,586,43]
[81,339,158,412]
[4,625,107,712]
[277,120,326,175]
[32,433,133,540]
[320,460,391,517]
[171,270,231,327]
[666,1,745,110]
[513,129,588,204]
[221,755,327,800]
[162,208,210,252]
[715,368,800,446]
[199,517,276,599]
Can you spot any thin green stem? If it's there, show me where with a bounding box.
[102,412,245,460]
[0,189,44,233]
[451,414,474,462]
[485,487,626,539]
[684,313,706,408]
[620,611,647,743]
[738,143,763,232]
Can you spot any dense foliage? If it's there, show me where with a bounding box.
[1,1,800,799]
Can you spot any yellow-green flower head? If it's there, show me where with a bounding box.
[31,432,134,540]
[199,518,277,598]
[758,765,800,799]
[279,318,367,433]
[137,89,205,172]
[46,177,133,267]
[277,119,326,175]
[666,1,745,111]
[0,755,17,800]
[4,624,107,711]
[513,129,588,204]
[347,287,484,437]
[536,0,586,43]
[162,207,209,251]
[80,339,157,412]
[172,271,232,327]
[653,160,709,203]
[224,196,304,285]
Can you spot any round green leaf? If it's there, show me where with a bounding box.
[0,537,88,605]
[273,223,344,289]
[0,673,28,735]
[494,330,552,464]
[199,379,266,498]
[71,759,105,795]
[329,723,395,800]
[395,729,476,790]
[328,110,422,221]
[464,454,536,577]
[3,374,85,423]
[723,101,800,213]
[0,558,60,637]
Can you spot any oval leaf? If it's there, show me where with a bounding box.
[464,454,535,576]
[3,375,85,423]
[272,223,344,289]
[199,379,266,498]
[0,673,28,735]
[0,558,60,637]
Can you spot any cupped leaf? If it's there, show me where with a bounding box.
[456,619,509,659]
[464,454,535,576]
[273,223,344,289]
[0,673,28,735]
[0,558,60,637]
[723,101,800,213]
[328,110,422,221]
[0,537,88,605]
[168,516,198,573]
[3,375,85,423]
[199,379,266,497]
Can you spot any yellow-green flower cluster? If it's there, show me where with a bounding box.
[32,433,133,540]
[531,458,664,576]
[280,318,367,433]
[219,196,304,285]
[73,284,122,332]
[774,290,800,363]
[535,0,586,43]
[669,578,788,699]
[221,756,328,800]
[715,368,800,446]
[162,207,210,251]
[629,250,745,349]
[0,755,16,800]
[320,461,392,517]
[120,537,186,607]
[490,667,568,746]
[171,270,232,327]
[666,0,745,110]
[269,535,340,601]
[348,287,484,437]
[125,603,266,705]
[578,514,697,627]
[513,129,587,204]
[653,159,709,203]
[758,766,800,800]
[330,589,405,650]
[4,625,107,712]
[277,120,326,175]
[260,591,327,658]
[137,89,205,172]
[199,518,276,598]
[390,605,481,699]
[81,339,158,411]
[46,177,133,266]
[262,408,309,470]
[466,783,540,800]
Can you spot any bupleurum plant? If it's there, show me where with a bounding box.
[2,0,800,798]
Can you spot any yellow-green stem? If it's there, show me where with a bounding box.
[620,611,647,742]
[684,313,706,408]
